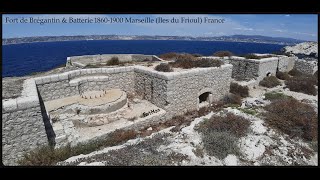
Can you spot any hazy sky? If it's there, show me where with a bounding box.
[2,14,318,41]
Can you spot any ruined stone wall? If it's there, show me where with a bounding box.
[278,56,297,72]
[165,64,233,118]
[227,58,260,81]
[66,54,162,67]
[2,79,48,165]
[35,67,135,101]
[256,58,279,82]
[134,64,233,119]
[294,59,318,75]
[224,56,294,82]
[134,68,169,109]
[77,71,135,95]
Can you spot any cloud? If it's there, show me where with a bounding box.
[234,27,254,31]
[273,29,286,33]
[130,14,249,36]
[285,15,290,17]
[293,32,316,37]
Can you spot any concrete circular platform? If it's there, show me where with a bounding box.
[79,89,125,107]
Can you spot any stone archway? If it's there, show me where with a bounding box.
[197,88,213,109]
[266,72,272,77]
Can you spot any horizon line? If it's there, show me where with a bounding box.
[3,34,316,42]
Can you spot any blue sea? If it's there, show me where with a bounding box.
[2,40,285,77]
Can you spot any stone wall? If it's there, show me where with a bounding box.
[77,71,135,94]
[278,56,297,72]
[134,69,169,109]
[227,58,259,81]
[256,58,279,82]
[66,54,163,67]
[2,79,48,165]
[294,59,318,75]
[134,64,233,118]
[2,62,232,165]
[222,56,295,82]
[165,64,233,117]
[35,67,135,101]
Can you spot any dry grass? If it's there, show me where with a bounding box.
[259,76,281,88]
[244,54,273,59]
[158,52,180,60]
[62,133,189,166]
[18,129,139,166]
[107,57,120,65]
[154,63,173,72]
[213,51,233,57]
[288,69,303,77]
[263,98,318,141]
[195,113,250,159]
[285,75,317,95]
[196,113,251,138]
[276,71,291,80]
[230,83,249,97]
[169,56,223,69]
[194,58,223,68]
[222,93,242,105]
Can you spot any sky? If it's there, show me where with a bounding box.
[2,14,318,41]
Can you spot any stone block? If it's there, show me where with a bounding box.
[69,81,78,86]
[33,77,43,84]
[3,99,18,112]
[80,69,87,75]
[101,68,108,73]
[58,73,69,80]
[96,68,102,74]
[50,74,59,82]
[75,70,81,76]
[42,76,51,84]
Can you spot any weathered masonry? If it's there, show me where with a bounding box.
[203,54,297,82]
[2,62,232,165]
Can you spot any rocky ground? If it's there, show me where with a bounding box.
[58,80,318,166]
[283,42,318,58]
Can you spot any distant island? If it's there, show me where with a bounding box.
[2,34,306,45]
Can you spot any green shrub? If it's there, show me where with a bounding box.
[230,83,249,97]
[276,71,290,80]
[285,77,317,95]
[154,63,173,72]
[107,57,120,66]
[259,76,281,88]
[213,51,234,57]
[264,92,292,101]
[263,98,318,141]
